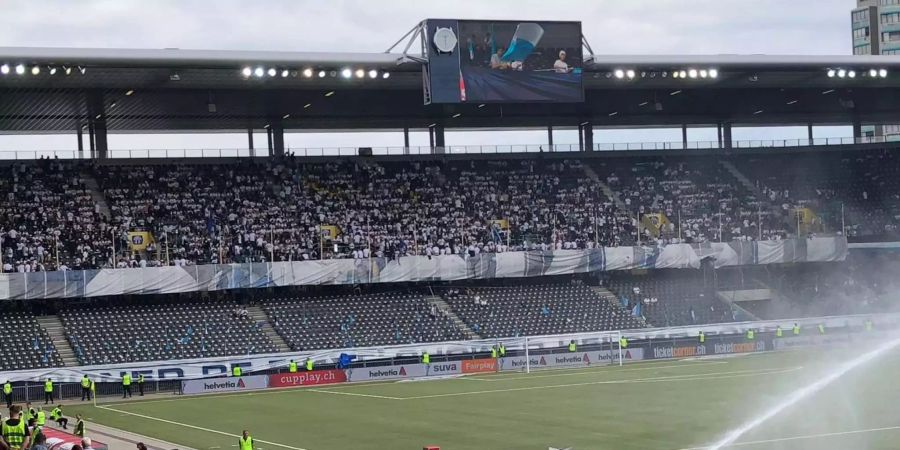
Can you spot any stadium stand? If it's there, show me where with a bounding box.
[604,270,735,327]
[734,149,900,240]
[59,299,277,365]
[0,310,62,370]
[441,281,643,337]
[263,290,466,350]
[592,156,788,244]
[0,159,110,272]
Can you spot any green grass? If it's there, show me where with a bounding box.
[66,349,900,450]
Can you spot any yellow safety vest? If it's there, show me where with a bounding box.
[122,374,132,386]
[422,353,430,364]
[233,367,242,377]
[3,383,11,395]
[2,419,26,450]
[499,345,506,356]
[239,436,253,450]
[775,327,783,337]
[746,330,755,340]
[51,408,62,421]
[698,333,705,343]
[619,337,628,349]
[289,361,298,373]
[75,419,85,437]
[818,324,825,334]
[81,377,91,388]
[793,325,800,335]
[568,343,577,352]
[44,381,53,393]
[491,348,498,358]
[138,375,144,384]
[305,360,314,371]
[36,411,45,426]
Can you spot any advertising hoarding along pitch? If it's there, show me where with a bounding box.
[181,375,269,395]
[269,370,347,388]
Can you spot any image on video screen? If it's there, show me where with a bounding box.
[457,20,583,103]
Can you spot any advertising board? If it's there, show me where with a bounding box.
[180,375,269,395]
[269,370,347,388]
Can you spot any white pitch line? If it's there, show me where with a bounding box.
[398,366,802,400]
[466,361,729,382]
[679,424,900,449]
[97,405,307,450]
[306,389,403,400]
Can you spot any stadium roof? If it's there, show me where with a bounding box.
[3,46,900,133]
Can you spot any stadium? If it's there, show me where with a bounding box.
[1,7,900,450]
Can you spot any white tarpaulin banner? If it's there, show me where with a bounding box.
[0,238,847,301]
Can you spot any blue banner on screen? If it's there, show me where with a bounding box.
[425,20,584,104]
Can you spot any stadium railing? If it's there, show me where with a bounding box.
[0,135,893,160]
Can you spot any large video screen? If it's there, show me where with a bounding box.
[454,20,583,103]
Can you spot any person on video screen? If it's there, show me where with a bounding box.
[490,47,510,70]
[554,50,573,73]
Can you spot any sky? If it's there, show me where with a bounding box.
[0,0,859,154]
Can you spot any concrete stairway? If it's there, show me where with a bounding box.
[81,171,111,219]
[583,164,632,213]
[719,160,795,232]
[427,296,481,340]
[248,306,291,352]
[36,315,79,367]
[591,286,648,327]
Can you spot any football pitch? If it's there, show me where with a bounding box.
[67,348,900,450]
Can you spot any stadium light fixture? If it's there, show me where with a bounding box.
[837,69,846,78]
[699,69,708,78]
[267,68,277,77]
[125,89,134,96]
[608,111,618,116]
[303,68,313,78]
[786,99,798,105]
[325,90,335,97]
[670,90,682,96]
[708,69,718,78]
[880,68,888,78]
[78,66,86,75]
[63,66,72,75]
[0,64,8,75]
[254,67,264,77]
[625,69,635,79]
[304,103,312,109]
[822,89,835,94]
[318,70,326,78]
[368,69,378,79]
[15,64,25,75]
[672,71,680,79]
[329,70,337,78]
[678,70,687,79]
[753,109,764,115]
[688,69,698,79]
[282,113,290,119]
[869,69,878,77]
[614,69,625,79]
[242,67,252,77]
[848,70,856,78]
[382,71,390,79]
[264,124,270,129]
[478,103,486,108]
[281,69,289,78]
[452,113,462,118]
[341,68,352,79]
[354,68,365,78]
[827,69,836,78]
[48,66,57,75]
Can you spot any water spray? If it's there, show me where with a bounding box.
[706,334,900,450]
